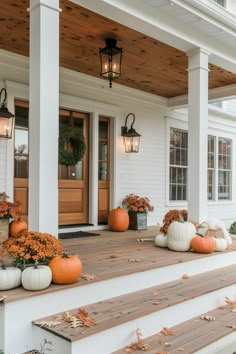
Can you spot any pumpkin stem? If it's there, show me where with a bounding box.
[196,232,204,238]
[34,262,39,269]
[62,252,69,258]
[1,264,6,270]
[178,213,185,223]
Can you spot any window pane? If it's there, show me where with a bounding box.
[99,121,108,139]
[99,162,108,181]
[218,171,231,200]
[14,129,29,178]
[169,128,188,201]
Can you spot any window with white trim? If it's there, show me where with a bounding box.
[213,0,226,7]
[169,128,188,201]
[169,128,232,202]
[218,137,232,200]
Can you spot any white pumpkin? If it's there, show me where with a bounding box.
[167,220,196,252]
[22,265,52,291]
[0,265,22,290]
[214,238,227,252]
[155,234,168,248]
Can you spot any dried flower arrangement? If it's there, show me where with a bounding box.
[160,209,188,234]
[0,192,22,221]
[122,194,154,213]
[2,231,64,267]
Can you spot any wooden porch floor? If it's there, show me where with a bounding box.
[2,226,236,303]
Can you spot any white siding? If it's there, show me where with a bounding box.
[1,51,236,228]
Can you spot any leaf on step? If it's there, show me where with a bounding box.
[226,325,236,330]
[81,273,96,281]
[201,315,215,321]
[177,348,185,351]
[0,294,7,302]
[153,291,158,296]
[136,237,154,242]
[153,301,160,305]
[59,311,76,322]
[32,320,62,327]
[161,327,173,336]
[154,352,168,354]
[182,274,189,279]
[125,328,149,352]
[128,258,143,263]
[164,342,172,347]
[69,317,84,329]
[77,308,96,327]
[225,296,236,309]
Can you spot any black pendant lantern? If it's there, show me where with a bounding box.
[99,38,123,88]
[0,88,14,139]
[121,113,141,153]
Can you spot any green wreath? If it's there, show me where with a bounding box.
[59,126,86,166]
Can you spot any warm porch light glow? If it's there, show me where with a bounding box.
[99,38,123,88]
[0,88,14,139]
[121,113,141,153]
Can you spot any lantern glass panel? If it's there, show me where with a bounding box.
[0,116,13,138]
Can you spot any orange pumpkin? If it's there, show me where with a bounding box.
[190,235,216,254]
[49,253,82,284]
[9,219,28,237]
[108,207,129,232]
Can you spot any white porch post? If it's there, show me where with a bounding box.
[28,0,60,236]
[187,48,210,223]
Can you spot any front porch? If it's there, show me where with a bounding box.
[2,227,236,353]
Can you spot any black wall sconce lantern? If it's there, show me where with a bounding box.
[0,88,14,139]
[121,113,141,153]
[99,38,123,88]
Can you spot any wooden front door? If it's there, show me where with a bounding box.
[58,110,89,226]
[98,116,110,223]
[14,101,89,226]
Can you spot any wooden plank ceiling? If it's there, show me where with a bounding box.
[0,0,236,98]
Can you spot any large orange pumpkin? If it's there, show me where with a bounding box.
[190,235,216,254]
[108,207,129,232]
[9,219,28,237]
[49,254,82,284]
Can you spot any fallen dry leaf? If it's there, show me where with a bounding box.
[164,342,172,347]
[0,294,7,302]
[110,254,118,258]
[125,328,149,352]
[77,308,96,327]
[201,315,215,321]
[153,301,160,305]
[182,274,189,279]
[161,327,173,336]
[33,320,62,327]
[225,296,236,309]
[128,258,143,263]
[178,348,185,351]
[81,273,96,281]
[136,237,154,242]
[154,352,168,354]
[226,325,236,330]
[153,291,158,296]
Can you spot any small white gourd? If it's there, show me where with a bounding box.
[0,265,22,290]
[22,264,52,291]
[154,234,168,248]
[214,238,227,252]
[167,215,196,252]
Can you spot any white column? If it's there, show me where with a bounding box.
[28,0,60,236]
[187,48,210,223]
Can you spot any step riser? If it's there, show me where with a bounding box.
[196,332,236,354]
[4,252,235,354]
[35,283,236,354]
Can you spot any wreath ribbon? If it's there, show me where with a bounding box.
[59,126,86,166]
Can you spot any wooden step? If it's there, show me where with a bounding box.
[113,305,236,354]
[32,264,236,354]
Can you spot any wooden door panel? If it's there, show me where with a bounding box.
[98,187,109,223]
[59,189,83,213]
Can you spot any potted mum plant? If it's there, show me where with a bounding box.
[122,193,154,230]
[1,230,64,269]
[0,192,22,244]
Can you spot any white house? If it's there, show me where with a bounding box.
[1,0,236,236]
